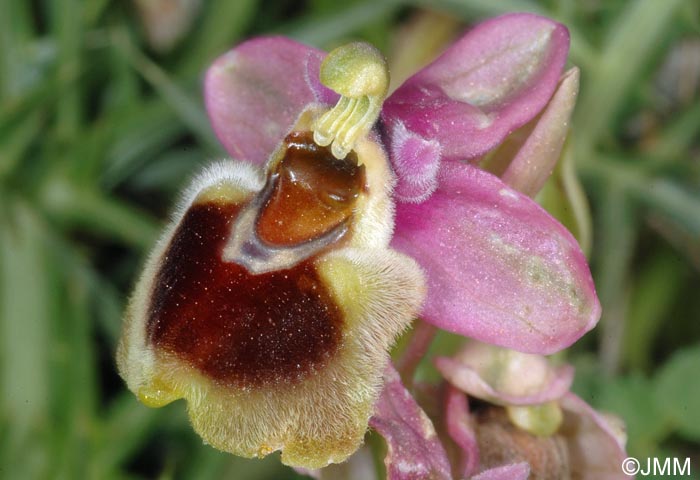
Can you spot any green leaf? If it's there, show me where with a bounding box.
[592,181,637,374]
[580,157,700,236]
[650,101,700,159]
[113,32,221,153]
[86,267,126,345]
[0,199,53,478]
[409,0,545,17]
[653,345,700,442]
[575,0,687,148]
[0,0,36,100]
[285,0,403,47]
[40,177,159,251]
[49,0,84,141]
[0,76,65,179]
[177,0,258,75]
[90,394,165,478]
[48,262,97,479]
[598,373,667,458]
[179,447,228,480]
[100,100,187,188]
[129,149,207,195]
[0,110,42,179]
[623,251,687,371]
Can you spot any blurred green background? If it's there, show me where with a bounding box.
[0,0,698,478]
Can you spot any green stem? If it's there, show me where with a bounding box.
[396,320,438,388]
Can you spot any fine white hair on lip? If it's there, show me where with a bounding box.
[174,160,264,219]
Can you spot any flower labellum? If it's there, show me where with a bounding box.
[117,43,425,468]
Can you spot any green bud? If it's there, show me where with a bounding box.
[506,401,564,437]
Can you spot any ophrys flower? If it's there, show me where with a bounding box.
[117,12,600,469]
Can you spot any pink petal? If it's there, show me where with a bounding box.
[471,462,531,480]
[435,342,574,405]
[391,163,600,354]
[204,37,333,164]
[388,121,442,203]
[501,67,580,197]
[382,13,569,172]
[369,366,452,480]
[560,393,628,480]
[444,385,479,478]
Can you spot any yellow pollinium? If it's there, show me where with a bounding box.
[312,42,389,159]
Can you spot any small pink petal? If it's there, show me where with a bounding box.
[444,385,479,478]
[501,67,580,197]
[204,37,328,164]
[472,462,531,480]
[391,163,601,354]
[382,13,569,164]
[435,342,574,405]
[560,393,628,480]
[389,121,443,202]
[369,365,452,480]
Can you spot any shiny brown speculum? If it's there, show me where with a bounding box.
[146,132,365,388]
[257,131,366,246]
[222,131,366,274]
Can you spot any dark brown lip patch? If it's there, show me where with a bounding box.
[146,201,343,388]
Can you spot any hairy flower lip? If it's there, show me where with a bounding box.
[117,111,426,468]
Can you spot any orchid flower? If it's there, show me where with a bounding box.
[435,341,628,479]
[117,13,601,470]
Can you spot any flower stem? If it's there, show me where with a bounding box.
[396,319,437,389]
